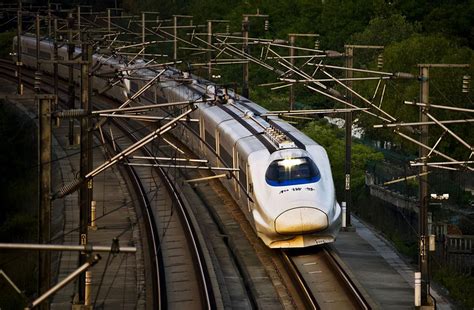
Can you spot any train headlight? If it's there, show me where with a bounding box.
[278,158,304,169]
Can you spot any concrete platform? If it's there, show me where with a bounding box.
[333,215,452,309]
[49,115,146,308]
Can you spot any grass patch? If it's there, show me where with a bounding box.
[388,234,418,261]
[433,267,474,309]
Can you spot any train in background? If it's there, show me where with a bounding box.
[14,34,341,248]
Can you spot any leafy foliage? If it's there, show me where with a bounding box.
[0,102,37,242]
[434,267,474,309]
[0,32,14,58]
[302,120,383,198]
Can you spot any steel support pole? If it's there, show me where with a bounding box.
[207,20,212,79]
[38,94,54,310]
[35,14,41,94]
[419,66,430,307]
[173,15,177,61]
[344,46,353,229]
[53,19,58,98]
[16,0,23,95]
[141,12,146,59]
[47,3,51,38]
[78,40,93,304]
[107,8,111,34]
[77,6,81,42]
[67,13,75,146]
[242,16,249,98]
[289,35,295,109]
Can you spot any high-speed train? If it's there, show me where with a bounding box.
[14,34,341,248]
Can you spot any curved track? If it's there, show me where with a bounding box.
[107,112,215,309]
[1,58,377,310]
[0,59,215,309]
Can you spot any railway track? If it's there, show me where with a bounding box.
[0,59,216,309]
[1,58,376,309]
[105,109,216,309]
[283,245,372,309]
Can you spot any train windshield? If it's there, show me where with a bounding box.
[265,157,320,186]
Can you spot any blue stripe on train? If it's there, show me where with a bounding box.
[265,175,321,187]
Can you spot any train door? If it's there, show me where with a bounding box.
[247,162,255,213]
[199,115,205,154]
[234,148,239,197]
[238,155,253,213]
[216,130,220,167]
[204,121,217,166]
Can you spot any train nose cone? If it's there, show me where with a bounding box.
[274,207,328,235]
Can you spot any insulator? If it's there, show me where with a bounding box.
[225,24,230,34]
[377,54,383,70]
[462,75,470,93]
[54,109,87,118]
[394,72,415,79]
[314,40,320,50]
[327,87,343,99]
[34,71,42,90]
[264,20,269,31]
[54,178,83,199]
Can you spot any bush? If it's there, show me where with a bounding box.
[433,267,474,309]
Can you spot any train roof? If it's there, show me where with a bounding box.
[19,33,320,155]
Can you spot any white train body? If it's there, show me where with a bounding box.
[160,81,341,248]
[16,35,341,248]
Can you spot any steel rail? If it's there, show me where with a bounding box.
[111,115,215,310]
[281,251,320,309]
[1,60,216,308]
[322,246,371,309]
[0,59,164,309]
[101,126,164,309]
[282,246,372,310]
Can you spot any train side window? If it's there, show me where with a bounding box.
[220,144,232,168]
[189,120,199,135]
[39,51,50,60]
[130,81,138,94]
[205,129,215,150]
[144,89,154,101]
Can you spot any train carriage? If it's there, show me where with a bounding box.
[15,34,341,248]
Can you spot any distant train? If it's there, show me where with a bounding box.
[14,34,341,248]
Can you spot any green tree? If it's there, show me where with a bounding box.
[354,34,473,159]
[351,14,418,47]
[303,120,383,199]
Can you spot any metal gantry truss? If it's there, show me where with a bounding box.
[4,3,472,309]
